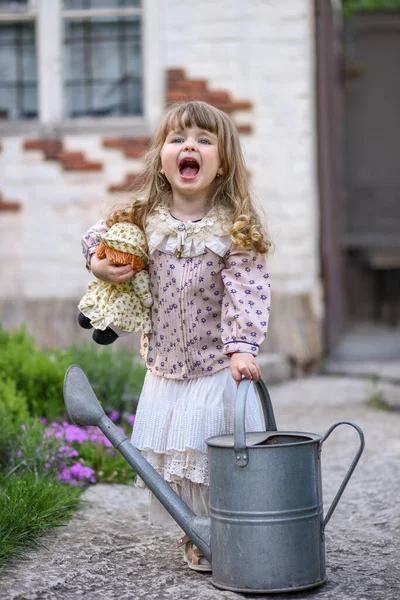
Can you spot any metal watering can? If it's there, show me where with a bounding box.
[63,365,365,594]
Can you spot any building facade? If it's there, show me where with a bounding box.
[0,0,322,366]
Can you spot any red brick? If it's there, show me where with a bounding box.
[103,138,126,149]
[102,137,150,158]
[24,139,63,160]
[124,147,147,158]
[237,124,253,134]
[24,139,46,151]
[167,91,189,104]
[57,151,102,171]
[232,101,253,111]
[108,172,140,193]
[187,80,207,92]
[208,90,231,103]
[0,193,21,212]
[167,69,186,83]
[165,68,253,129]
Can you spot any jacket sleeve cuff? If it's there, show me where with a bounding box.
[85,248,97,272]
[223,341,259,356]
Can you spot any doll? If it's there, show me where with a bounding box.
[78,222,152,345]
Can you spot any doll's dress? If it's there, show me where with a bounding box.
[78,222,152,334]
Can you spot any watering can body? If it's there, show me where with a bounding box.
[206,379,364,593]
[63,365,364,594]
[208,432,325,592]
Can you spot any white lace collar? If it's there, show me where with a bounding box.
[146,202,233,258]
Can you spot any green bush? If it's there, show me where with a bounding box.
[64,343,146,416]
[343,0,400,18]
[76,440,136,484]
[0,327,67,420]
[0,378,29,424]
[0,473,81,567]
[0,411,21,473]
[0,325,145,569]
[0,326,146,421]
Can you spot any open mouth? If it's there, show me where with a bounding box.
[178,157,200,180]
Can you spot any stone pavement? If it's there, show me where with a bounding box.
[1,375,399,600]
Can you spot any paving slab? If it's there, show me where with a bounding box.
[0,376,399,600]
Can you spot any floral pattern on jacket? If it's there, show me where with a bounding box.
[81,207,271,379]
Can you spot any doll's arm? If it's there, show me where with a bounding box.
[131,270,153,307]
[82,219,109,270]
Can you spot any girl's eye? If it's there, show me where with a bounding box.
[199,138,211,144]
[171,137,184,143]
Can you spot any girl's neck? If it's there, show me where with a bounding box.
[169,196,209,223]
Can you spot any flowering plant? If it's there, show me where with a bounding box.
[14,413,136,486]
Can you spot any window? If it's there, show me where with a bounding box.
[63,0,142,118]
[0,0,37,120]
[0,0,158,128]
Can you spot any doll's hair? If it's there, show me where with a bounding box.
[107,101,271,254]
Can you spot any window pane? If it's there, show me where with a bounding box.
[63,1,141,8]
[64,16,142,118]
[0,22,37,120]
[0,1,29,7]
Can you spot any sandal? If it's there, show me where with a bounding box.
[178,534,212,572]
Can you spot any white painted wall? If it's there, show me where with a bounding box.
[162,0,319,296]
[0,0,321,335]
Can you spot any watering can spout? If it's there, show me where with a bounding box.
[63,365,211,560]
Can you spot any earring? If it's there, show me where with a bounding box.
[160,170,165,175]
[216,173,222,179]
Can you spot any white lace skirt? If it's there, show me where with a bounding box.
[131,367,264,526]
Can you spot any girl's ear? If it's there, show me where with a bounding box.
[217,167,223,176]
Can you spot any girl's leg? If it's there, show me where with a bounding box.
[148,480,209,526]
[148,481,212,572]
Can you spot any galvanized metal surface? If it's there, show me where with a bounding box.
[207,385,364,593]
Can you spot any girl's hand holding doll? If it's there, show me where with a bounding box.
[91,253,134,284]
[230,352,262,384]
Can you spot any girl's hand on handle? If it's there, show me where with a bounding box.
[90,254,134,284]
[230,352,261,385]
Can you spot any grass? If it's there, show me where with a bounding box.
[0,473,82,567]
[366,378,389,411]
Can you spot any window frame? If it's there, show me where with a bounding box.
[0,0,163,135]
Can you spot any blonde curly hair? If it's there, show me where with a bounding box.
[107,101,271,254]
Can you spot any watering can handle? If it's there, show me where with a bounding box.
[321,421,365,530]
[234,378,277,467]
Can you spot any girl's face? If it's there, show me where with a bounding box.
[160,125,222,205]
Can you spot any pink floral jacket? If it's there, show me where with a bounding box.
[82,203,271,380]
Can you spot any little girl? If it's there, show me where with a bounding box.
[81,101,271,572]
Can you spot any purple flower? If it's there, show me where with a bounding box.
[58,463,96,486]
[126,414,136,427]
[108,410,120,423]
